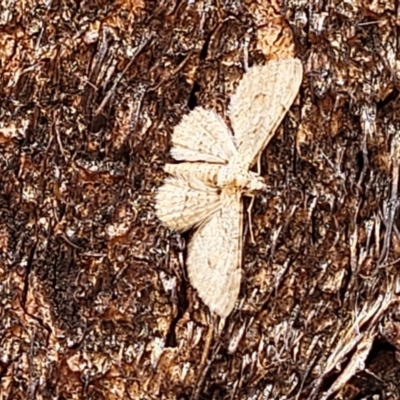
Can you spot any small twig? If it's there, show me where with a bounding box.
[378,133,400,266]
[95,35,153,115]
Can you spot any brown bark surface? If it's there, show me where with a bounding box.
[1,1,400,399]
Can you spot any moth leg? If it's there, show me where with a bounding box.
[247,195,255,245]
[242,30,251,72]
[246,153,262,245]
[256,152,262,175]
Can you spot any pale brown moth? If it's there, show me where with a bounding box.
[156,58,303,317]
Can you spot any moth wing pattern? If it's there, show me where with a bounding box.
[155,175,222,232]
[170,106,237,164]
[186,190,243,318]
[164,162,223,188]
[229,58,303,168]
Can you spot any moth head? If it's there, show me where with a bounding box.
[244,173,267,193]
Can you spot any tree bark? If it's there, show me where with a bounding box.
[1,1,400,399]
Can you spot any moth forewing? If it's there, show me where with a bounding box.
[229,58,303,169]
[155,176,222,232]
[164,162,223,188]
[170,106,238,164]
[186,190,243,318]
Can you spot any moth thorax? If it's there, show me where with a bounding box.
[217,165,266,193]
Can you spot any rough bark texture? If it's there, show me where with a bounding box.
[1,1,400,399]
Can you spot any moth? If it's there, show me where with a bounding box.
[156,58,303,317]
